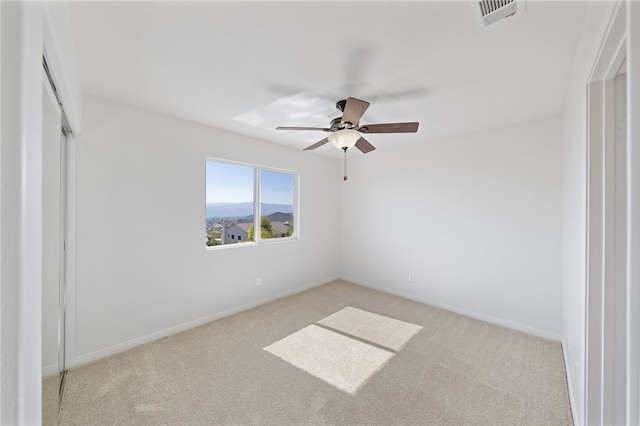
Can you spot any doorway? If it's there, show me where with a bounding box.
[585,3,628,425]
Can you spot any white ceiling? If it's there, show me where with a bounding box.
[68,1,589,157]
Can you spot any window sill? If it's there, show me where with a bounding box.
[206,237,298,251]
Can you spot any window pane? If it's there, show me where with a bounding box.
[205,161,254,246]
[259,170,294,240]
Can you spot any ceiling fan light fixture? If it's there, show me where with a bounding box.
[328,129,361,150]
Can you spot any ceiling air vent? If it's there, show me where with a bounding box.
[477,0,524,27]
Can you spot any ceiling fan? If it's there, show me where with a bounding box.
[276,97,419,180]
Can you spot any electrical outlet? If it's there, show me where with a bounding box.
[408,274,415,282]
[255,277,262,287]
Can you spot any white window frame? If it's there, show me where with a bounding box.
[205,157,299,250]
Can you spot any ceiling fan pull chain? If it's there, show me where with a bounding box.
[343,147,348,181]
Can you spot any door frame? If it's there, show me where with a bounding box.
[625,1,640,423]
[585,1,640,424]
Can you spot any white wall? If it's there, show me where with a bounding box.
[561,2,618,424]
[340,116,564,340]
[71,96,340,365]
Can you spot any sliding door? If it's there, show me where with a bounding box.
[42,67,67,421]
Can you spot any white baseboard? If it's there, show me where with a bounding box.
[70,276,338,369]
[341,276,562,342]
[42,364,58,377]
[562,338,580,426]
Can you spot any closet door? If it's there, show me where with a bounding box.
[42,68,65,418]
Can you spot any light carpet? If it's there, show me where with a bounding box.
[57,280,573,425]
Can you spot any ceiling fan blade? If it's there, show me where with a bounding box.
[355,137,376,154]
[303,138,329,151]
[360,122,419,134]
[342,97,370,125]
[276,126,330,132]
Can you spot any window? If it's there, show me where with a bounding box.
[205,159,297,248]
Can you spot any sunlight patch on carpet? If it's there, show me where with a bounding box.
[317,306,423,351]
[263,324,394,394]
[263,307,423,394]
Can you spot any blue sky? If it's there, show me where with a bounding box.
[206,161,294,205]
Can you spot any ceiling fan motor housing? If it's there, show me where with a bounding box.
[330,117,343,130]
[330,116,358,131]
